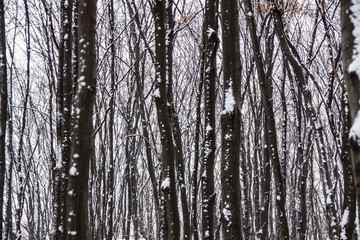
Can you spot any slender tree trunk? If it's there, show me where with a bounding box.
[151,0,180,238]
[164,1,191,237]
[201,0,218,239]
[106,0,115,239]
[244,1,290,238]
[53,0,73,238]
[341,0,360,220]
[65,0,97,238]
[339,90,356,239]
[0,1,7,239]
[15,1,31,238]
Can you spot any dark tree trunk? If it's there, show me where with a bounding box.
[65,0,97,238]
[0,0,7,239]
[53,0,73,238]
[220,0,243,239]
[151,0,180,238]
[201,0,218,239]
[106,0,115,239]
[341,0,360,221]
[340,90,356,239]
[244,0,290,238]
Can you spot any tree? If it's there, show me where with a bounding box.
[341,0,360,228]
[201,0,218,239]
[220,0,243,238]
[0,0,7,239]
[65,0,97,238]
[53,0,73,238]
[244,0,290,238]
[151,0,180,238]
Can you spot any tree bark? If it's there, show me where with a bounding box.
[65,0,97,238]
[220,0,243,239]
[151,0,180,238]
[201,0,218,239]
[53,0,73,238]
[0,0,7,239]
[341,0,360,221]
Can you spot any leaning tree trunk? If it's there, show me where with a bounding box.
[244,0,290,238]
[65,0,97,239]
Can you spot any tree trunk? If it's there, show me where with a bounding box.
[220,0,243,238]
[53,0,73,238]
[65,0,97,238]
[151,0,180,238]
[244,0,290,238]
[201,0,218,239]
[341,0,360,220]
[0,0,7,239]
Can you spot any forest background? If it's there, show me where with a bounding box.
[0,0,359,239]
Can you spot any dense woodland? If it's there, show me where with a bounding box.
[1,0,360,239]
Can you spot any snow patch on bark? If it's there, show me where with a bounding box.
[161,177,170,189]
[222,205,231,222]
[349,0,360,77]
[69,165,79,176]
[222,84,236,115]
[340,208,349,240]
[350,110,360,145]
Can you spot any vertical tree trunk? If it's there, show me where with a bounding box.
[339,90,356,239]
[151,0,180,238]
[53,0,73,238]
[341,0,360,220]
[65,0,97,238]
[0,0,7,239]
[164,1,191,237]
[201,0,218,239]
[220,0,243,238]
[106,0,115,239]
[15,1,31,238]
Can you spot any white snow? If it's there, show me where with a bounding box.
[222,205,231,222]
[69,166,78,176]
[202,170,207,178]
[224,134,231,140]
[56,159,62,169]
[222,84,236,115]
[340,208,349,239]
[153,88,160,98]
[67,231,77,236]
[349,110,360,145]
[276,195,281,201]
[68,190,74,196]
[206,27,215,38]
[349,0,360,77]
[78,76,85,82]
[206,124,213,132]
[161,177,170,189]
[73,153,79,159]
